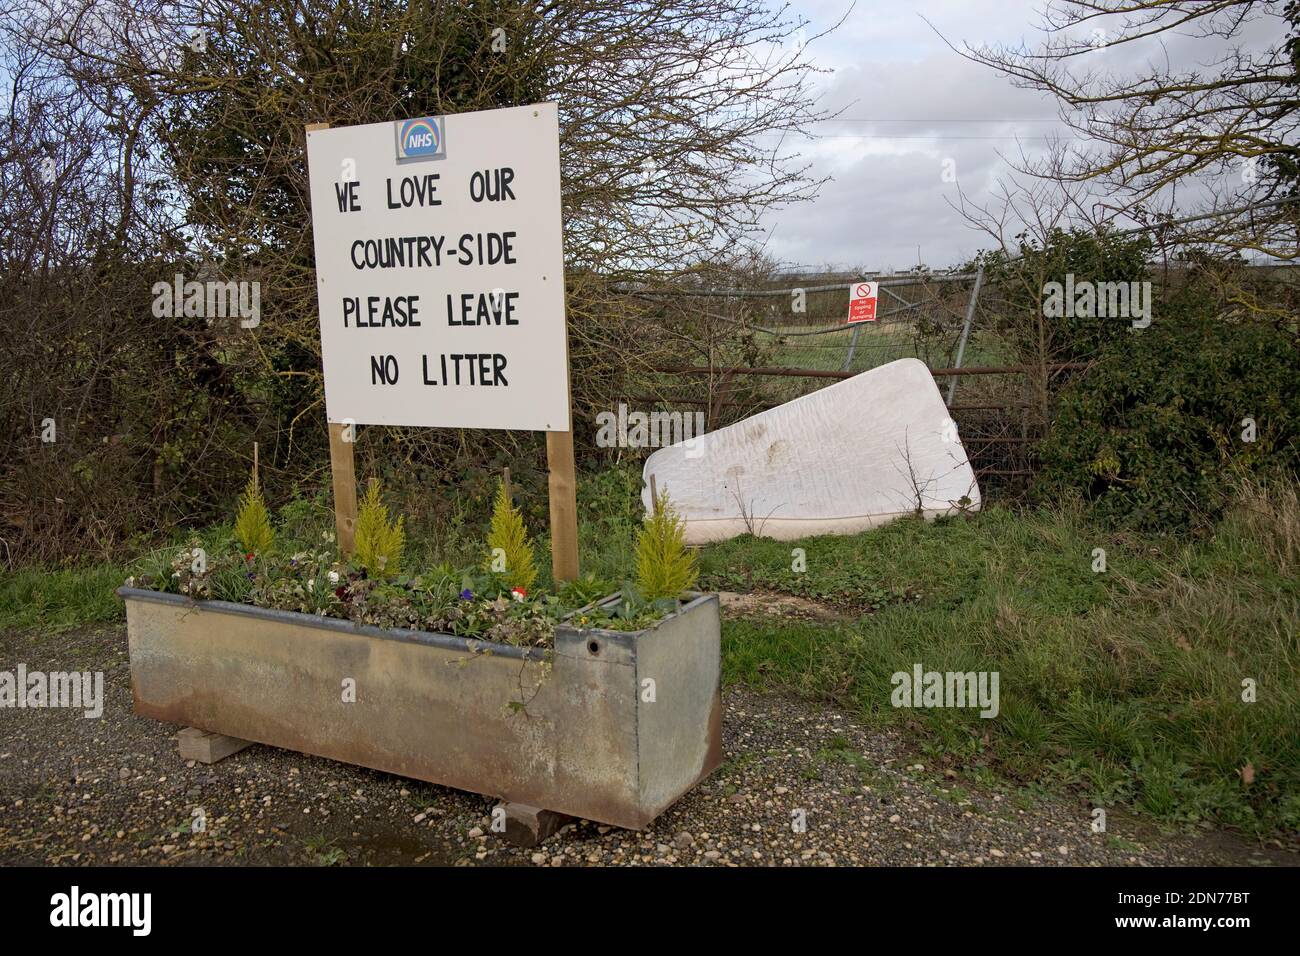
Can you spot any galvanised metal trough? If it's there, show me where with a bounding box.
[119,588,722,829]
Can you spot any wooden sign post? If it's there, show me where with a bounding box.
[304,107,578,579]
[306,121,359,557]
[327,422,358,555]
[547,430,579,582]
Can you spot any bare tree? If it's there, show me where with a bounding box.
[0,0,839,560]
[935,0,1299,259]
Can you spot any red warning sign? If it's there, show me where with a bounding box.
[847,282,878,324]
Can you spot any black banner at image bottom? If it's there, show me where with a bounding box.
[0,865,1283,940]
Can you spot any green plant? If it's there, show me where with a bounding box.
[1036,308,1300,530]
[169,539,213,598]
[355,480,406,580]
[980,226,1154,365]
[277,487,330,545]
[248,548,345,617]
[483,479,537,594]
[634,491,698,600]
[234,479,275,556]
[567,581,675,632]
[208,554,256,605]
[302,835,348,866]
[556,571,614,609]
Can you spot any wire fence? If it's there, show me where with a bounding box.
[613,269,1044,490]
[610,197,1300,497]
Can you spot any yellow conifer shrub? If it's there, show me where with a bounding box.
[355,480,405,579]
[635,491,698,601]
[483,479,538,593]
[234,479,275,556]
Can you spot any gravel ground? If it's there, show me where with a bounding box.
[1,621,1294,867]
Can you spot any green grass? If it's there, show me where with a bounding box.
[708,486,1300,836]
[0,564,128,632]
[765,325,1015,376]
[3,466,1296,837]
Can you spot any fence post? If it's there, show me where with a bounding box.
[842,324,862,372]
[842,276,881,372]
[946,264,984,405]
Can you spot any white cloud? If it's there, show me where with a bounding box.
[759,0,1284,270]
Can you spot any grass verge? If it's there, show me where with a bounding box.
[0,564,127,633]
[3,470,1295,836]
[705,481,1300,837]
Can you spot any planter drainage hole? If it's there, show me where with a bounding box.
[588,640,600,655]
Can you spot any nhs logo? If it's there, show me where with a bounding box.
[395,116,446,163]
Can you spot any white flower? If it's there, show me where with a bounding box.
[328,570,340,584]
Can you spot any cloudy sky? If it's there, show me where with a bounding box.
[756,0,1278,272]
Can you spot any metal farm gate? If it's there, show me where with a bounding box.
[614,269,1061,493]
[605,200,1300,498]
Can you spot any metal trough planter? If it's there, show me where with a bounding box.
[119,588,722,830]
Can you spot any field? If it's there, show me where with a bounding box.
[4,466,1296,839]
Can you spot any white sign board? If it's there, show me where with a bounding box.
[306,103,570,431]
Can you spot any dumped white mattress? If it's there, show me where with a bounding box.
[641,358,981,543]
